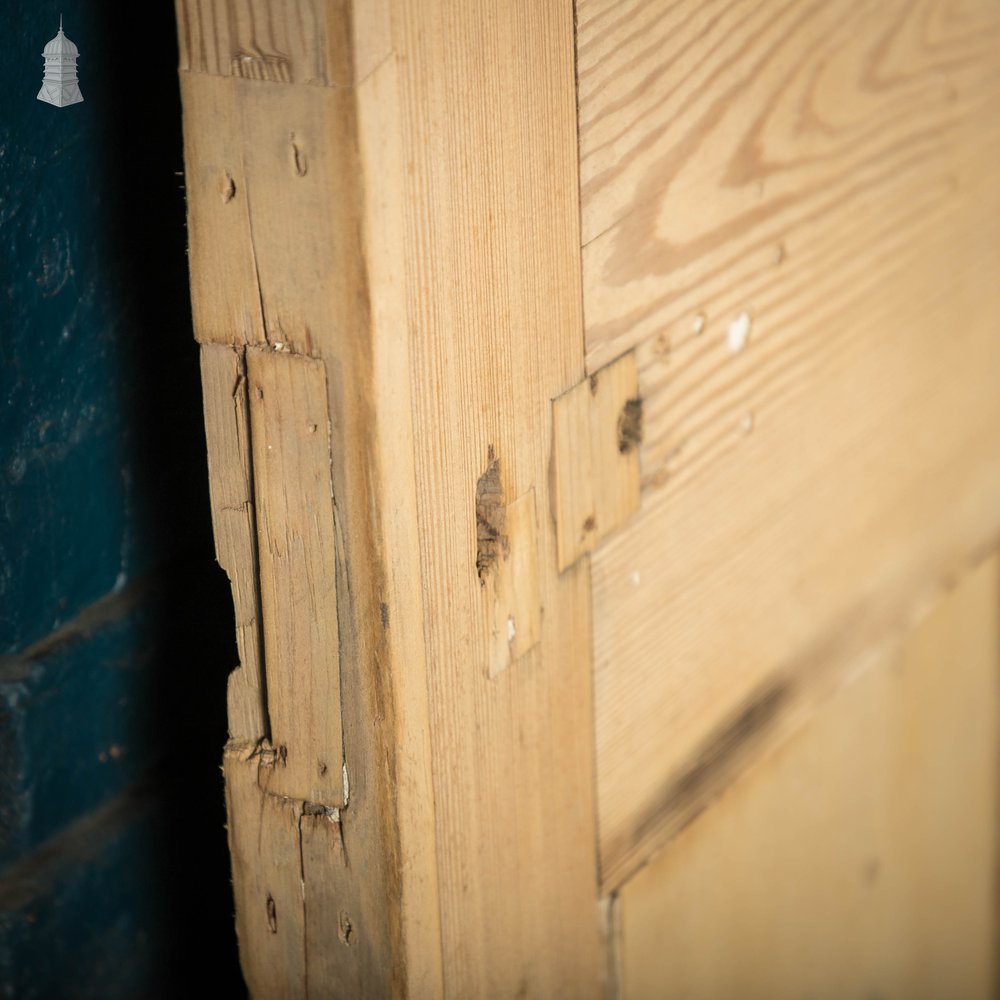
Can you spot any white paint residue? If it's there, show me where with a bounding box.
[342,762,350,807]
[692,312,706,335]
[629,570,641,587]
[727,312,752,353]
[506,616,516,644]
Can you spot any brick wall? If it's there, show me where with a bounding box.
[1,5,243,995]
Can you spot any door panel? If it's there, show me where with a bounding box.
[616,553,1000,999]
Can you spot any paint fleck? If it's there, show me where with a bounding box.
[727,312,752,353]
[506,616,516,644]
[692,312,706,335]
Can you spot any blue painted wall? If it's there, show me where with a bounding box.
[1,5,244,995]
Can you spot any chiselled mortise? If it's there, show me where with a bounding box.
[203,341,346,806]
[246,347,344,807]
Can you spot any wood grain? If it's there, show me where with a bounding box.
[577,0,1000,369]
[479,485,542,679]
[225,746,307,996]
[552,352,642,571]
[176,0,346,85]
[179,73,366,351]
[179,74,263,346]
[179,0,600,992]
[581,0,1000,888]
[180,3,442,992]
[199,343,265,741]
[617,552,1000,999]
[393,0,604,993]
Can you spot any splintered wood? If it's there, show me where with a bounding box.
[199,344,265,741]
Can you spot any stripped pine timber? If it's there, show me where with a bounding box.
[576,0,1000,888]
[615,552,1000,1000]
[393,1,603,994]
[179,1,442,994]
[178,0,602,995]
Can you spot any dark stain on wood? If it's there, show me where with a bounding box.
[617,398,643,454]
[475,446,508,583]
[614,678,791,867]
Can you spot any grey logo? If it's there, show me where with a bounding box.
[37,16,83,108]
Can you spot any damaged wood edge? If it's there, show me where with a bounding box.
[185,53,426,987]
[199,343,269,742]
[224,739,357,995]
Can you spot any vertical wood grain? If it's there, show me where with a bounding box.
[392,0,604,994]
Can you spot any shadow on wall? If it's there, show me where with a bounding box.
[1,3,245,996]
